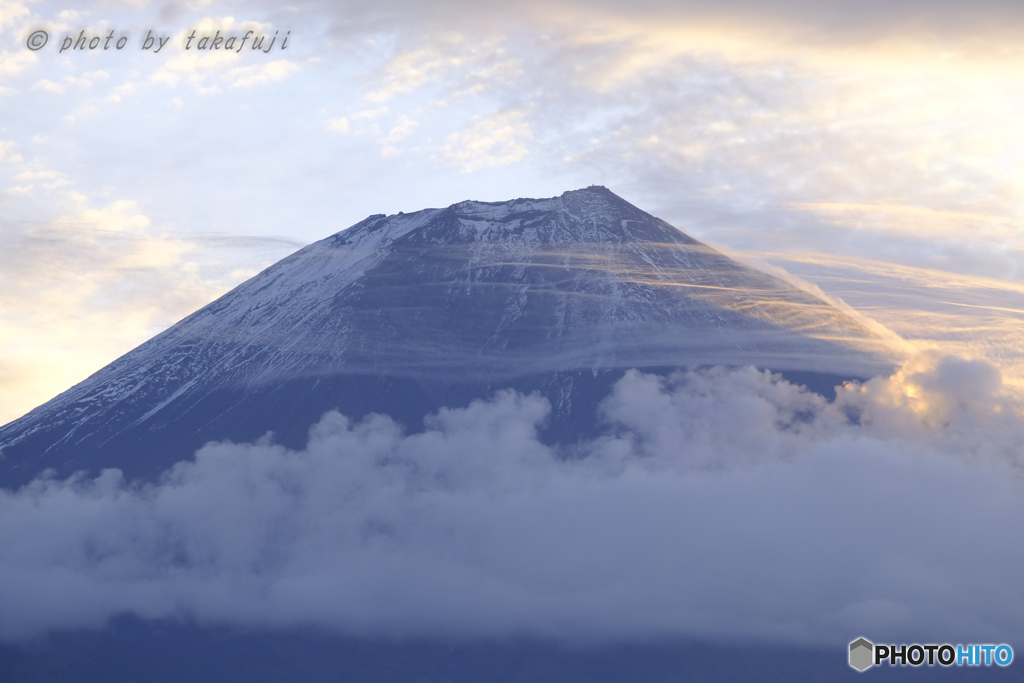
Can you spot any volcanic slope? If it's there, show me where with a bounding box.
[0,187,899,486]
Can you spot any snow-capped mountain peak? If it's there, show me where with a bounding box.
[0,187,898,485]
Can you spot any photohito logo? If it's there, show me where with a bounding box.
[849,638,1013,672]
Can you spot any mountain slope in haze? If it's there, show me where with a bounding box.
[0,186,899,486]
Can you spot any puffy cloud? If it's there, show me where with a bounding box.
[2,356,1023,646]
[0,3,29,31]
[150,18,300,91]
[440,109,534,172]
[225,59,301,88]
[0,49,35,82]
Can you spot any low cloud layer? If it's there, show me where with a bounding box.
[2,352,1023,646]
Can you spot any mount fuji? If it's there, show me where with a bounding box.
[0,186,897,487]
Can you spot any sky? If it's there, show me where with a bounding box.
[1,0,1024,423]
[2,0,1024,651]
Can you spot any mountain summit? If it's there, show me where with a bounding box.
[0,187,897,485]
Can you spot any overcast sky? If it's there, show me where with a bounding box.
[1,0,1023,422]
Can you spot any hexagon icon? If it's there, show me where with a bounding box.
[849,638,874,672]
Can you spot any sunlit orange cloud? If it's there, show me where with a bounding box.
[516,0,1024,72]
[786,203,1022,244]
[0,221,212,425]
[756,250,1024,293]
[0,197,300,425]
[491,9,1024,227]
[369,0,1024,97]
[752,250,1024,393]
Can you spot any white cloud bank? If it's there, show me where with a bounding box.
[1,352,1023,647]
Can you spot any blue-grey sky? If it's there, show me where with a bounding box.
[2,0,1023,420]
